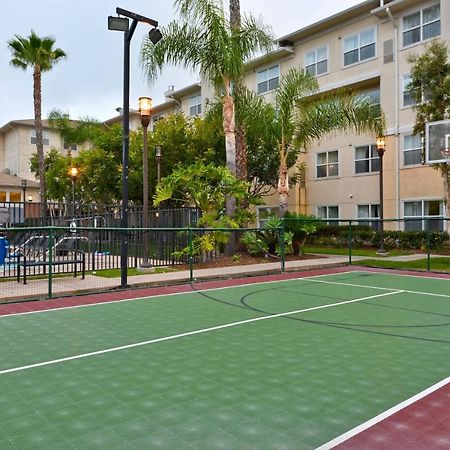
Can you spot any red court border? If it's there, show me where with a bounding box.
[2,265,450,447]
[335,381,450,449]
[1,265,449,317]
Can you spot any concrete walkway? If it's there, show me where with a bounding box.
[4,252,448,303]
[3,255,355,302]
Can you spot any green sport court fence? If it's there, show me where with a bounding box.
[0,217,449,303]
[1,269,450,448]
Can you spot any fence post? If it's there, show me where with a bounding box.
[48,227,54,299]
[279,220,286,273]
[188,228,194,284]
[426,219,431,271]
[348,221,353,265]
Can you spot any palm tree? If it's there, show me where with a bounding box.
[238,68,384,215]
[229,0,247,182]
[8,31,67,205]
[140,0,273,218]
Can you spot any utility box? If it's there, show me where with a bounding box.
[0,237,9,265]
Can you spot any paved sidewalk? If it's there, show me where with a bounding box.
[3,255,355,302]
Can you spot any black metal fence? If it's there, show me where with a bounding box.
[0,201,200,229]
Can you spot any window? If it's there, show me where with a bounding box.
[357,204,380,230]
[403,5,440,47]
[63,143,78,151]
[317,205,339,225]
[344,27,376,66]
[30,129,49,146]
[189,94,202,116]
[257,206,279,228]
[360,88,380,107]
[402,74,414,107]
[355,145,380,174]
[10,192,21,202]
[402,73,431,107]
[305,45,328,76]
[257,65,279,94]
[152,114,164,130]
[403,134,422,166]
[317,151,338,178]
[404,200,444,231]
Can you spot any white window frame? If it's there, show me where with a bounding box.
[316,150,339,179]
[256,206,279,228]
[402,73,415,107]
[343,26,377,68]
[402,134,423,167]
[256,65,280,95]
[189,94,202,117]
[402,73,431,108]
[30,129,50,146]
[317,205,339,225]
[354,144,380,175]
[63,142,78,152]
[403,199,445,231]
[304,44,329,77]
[357,204,380,230]
[402,4,441,48]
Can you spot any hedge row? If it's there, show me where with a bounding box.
[305,225,449,250]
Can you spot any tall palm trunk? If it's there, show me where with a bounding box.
[278,138,289,216]
[230,0,248,181]
[33,65,47,221]
[223,83,236,254]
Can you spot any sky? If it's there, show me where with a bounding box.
[0,0,363,126]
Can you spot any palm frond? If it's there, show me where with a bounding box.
[293,89,385,148]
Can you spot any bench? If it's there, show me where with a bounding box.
[16,251,85,284]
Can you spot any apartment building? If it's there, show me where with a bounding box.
[134,0,447,230]
[245,0,448,231]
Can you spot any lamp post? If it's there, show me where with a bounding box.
[139,96,152,267]
[155,145,162,184]
[108,7,162,287]
[21,179,27,203]
[69,166,78,220]
[21,179,27,223]
[376,136,387,255]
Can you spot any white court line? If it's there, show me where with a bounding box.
[317,374,450,450]
[0,270,357,319]
[308,278,450,299]
[0,289,403,375]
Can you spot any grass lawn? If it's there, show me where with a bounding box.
[92,267,176,278]
[357,257,450,272]
[304,246,409,257]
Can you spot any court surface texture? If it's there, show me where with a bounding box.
[1,267,450,449]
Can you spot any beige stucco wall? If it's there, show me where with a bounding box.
[244,0,447,227]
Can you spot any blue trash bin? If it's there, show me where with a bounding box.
[0,237,8,265]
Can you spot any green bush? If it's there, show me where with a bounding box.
[306,224,449,251]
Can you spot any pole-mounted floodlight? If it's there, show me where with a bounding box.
[108,7,161,288]
[376,135,387,255]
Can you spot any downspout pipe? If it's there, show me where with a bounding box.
[386,6,401,228]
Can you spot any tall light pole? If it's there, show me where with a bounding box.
[69,166,78,220]
[376,136,387,255]
[139,96,152,267]
[108,7,162,287]
[155,144,162,184]
[21,179,27,203]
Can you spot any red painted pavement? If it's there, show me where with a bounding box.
[335,381,450,449]
[0,266,354,317]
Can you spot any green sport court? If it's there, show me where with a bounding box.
[1,268,450,449]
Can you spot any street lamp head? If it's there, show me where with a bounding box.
[21,179,27,188]
[148,28,163,45]
[138,96,152,117]
[376,136,386,152]
[69,166,78,180]
[155,144,162,158]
